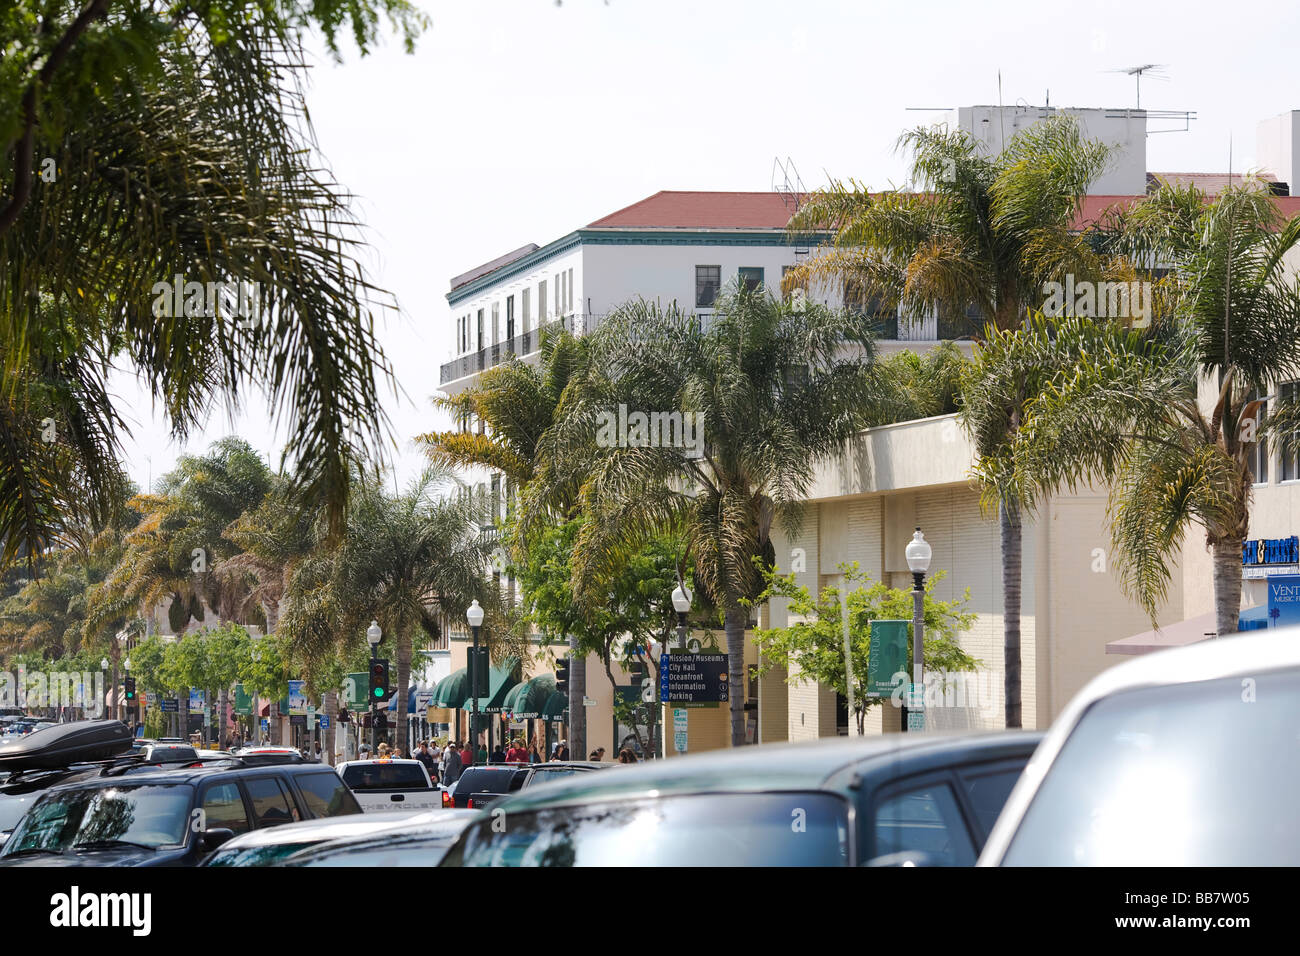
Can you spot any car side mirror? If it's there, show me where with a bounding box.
[200,828,236,851]
[864,850,937,867]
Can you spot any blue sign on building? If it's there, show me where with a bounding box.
[1242,535,1300,566]
[1267,575,1300,628]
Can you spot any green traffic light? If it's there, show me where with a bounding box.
[373,686,383,698]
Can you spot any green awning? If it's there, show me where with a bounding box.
[432,668,468,709]
[502,675,557,719]
[540,690,569,721]
[470,656,521,713]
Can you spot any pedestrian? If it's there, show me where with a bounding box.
[376,742,391,763]
[594,746,606,761]
[506,738,528,763]
[617,748,638,764]
[415,740,435,775]
[528,738,542,764]
[556,740,570,761]
[459,739,474,769]
[443,741,464,785]
[588,750,600,761]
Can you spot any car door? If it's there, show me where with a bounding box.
[863,772,980,866]
[952,759,1033,847]
[243,774,301,829]
[195,779,255,845]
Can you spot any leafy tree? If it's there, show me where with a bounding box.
[785,116,1114,727]
[531,287,879,746]
[750,562,979,734]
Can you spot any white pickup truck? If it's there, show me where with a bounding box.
[335,758,443,812]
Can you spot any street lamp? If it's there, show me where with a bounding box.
[466,600,485,766]
[100,659,108,721]
[366,621,382,751]
[904,527,932,732]
[671,585,691,651]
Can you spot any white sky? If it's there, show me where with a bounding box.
[112,0,1300,492]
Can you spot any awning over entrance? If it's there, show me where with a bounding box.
[1105,611,1220,655]
[501,675,556,719]
[471,656,521,713]
[540,690,569,721]
[431,668,468,709]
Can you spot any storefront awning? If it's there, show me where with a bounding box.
[1106,611,1220,655]
[540,690,569,721]
[431,668,468,709]
[470,656,521,713]
[502,674,557,719]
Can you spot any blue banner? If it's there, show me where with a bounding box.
[1267,575,1300,628]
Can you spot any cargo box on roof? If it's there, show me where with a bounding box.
[0,720,133,771]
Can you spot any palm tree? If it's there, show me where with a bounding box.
[1005,183,1300,637]
[0,3,423,568]
[784,117,1112,727]
[530,287,879,747]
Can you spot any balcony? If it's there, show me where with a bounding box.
[439,315,589,386]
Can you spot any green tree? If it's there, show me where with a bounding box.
[1003,183,1300,636]
[786,117,1113,727]
[750,562,979,734]
[532,287,879,747]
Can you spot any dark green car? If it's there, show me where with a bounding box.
[439,731,1043,867]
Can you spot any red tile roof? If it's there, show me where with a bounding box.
[1149,171,1280,195]
[587,191,801,230]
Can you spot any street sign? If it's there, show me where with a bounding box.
[673,708,688,732]
[318,715,330,729]
[343,673,369,708]
[907,711,926,732]
[659,653,729,703]
[582,697,597,707]
[160,698,178,713]
[415,691,434,715]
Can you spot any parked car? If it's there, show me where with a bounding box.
[336,759,442,812]
[283,809,482,867]
[980,628,1300,866]
[200,810,434,866]
[440,731,1043,866]
[445,764,531,809]
[0,761,362,866]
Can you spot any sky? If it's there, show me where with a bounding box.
[112,0,1300,492]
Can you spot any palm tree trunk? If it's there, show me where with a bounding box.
[724,605,747,747]
[1000,497,1022,729]
[269,699,281,745]
[568,634,586,757]
[1212,538,1244,637]
[396,631,411,755]
[218,686,229,749]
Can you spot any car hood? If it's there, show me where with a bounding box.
[0,846,170,867]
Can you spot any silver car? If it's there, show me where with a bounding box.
[980,625,1300,866]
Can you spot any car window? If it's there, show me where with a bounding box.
[245,776,299,828]
[1003,669,1300,865]
[0,793,40,831]
[872,782,976,866]
[958,764,1028,838]
[444,792,850,867]
[297,772,362,817]
[292,837,461,867]
[457,769,518,794]
[201,782,251,835]
[341,764,428,790]
[525,767,582,786]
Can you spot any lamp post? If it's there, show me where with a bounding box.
[100,658,109,721]
[123,657,133,734]
[250,643,261,746]
[466,600,485,766]
[366,621,382,752]
[904,527,932,732]
[671,585,691,651]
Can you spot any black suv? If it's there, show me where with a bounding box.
[448,765,531,809]
[0,763,362,866]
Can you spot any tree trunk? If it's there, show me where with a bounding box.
[1000,498,1022,729]
[724,605,747,747]
[218,686,229,749]
[269,699,282,745]
[567,634,586,757]
[1212,538,1245,638]
[396,631,411,756]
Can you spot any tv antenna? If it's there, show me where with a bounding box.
[1107,63,1168,109]
[771,156,806,213]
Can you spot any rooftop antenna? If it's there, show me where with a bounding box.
[771,156,806,213]
[1107,63,1168,109]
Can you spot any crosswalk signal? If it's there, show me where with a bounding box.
[123,676,136,702]
[370,660,389,701]
[555,657,570,696]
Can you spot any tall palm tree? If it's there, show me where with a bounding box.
[785,117,1112,727]
[531,287,879,747]
[1006,183,1300,637]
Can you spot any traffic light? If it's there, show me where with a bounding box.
[338,707,351,724]
[123,676,136,702]
[555,657,570,696]
[374,712,388,730]
[370,659,389,701]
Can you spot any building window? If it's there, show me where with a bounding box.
[1244,388,1268,484]
[538,280,547,320]
[695,265,721,308]
[491,303,500,344]
[1283,382,1300,482]
[521,288,530,333]
[476,309,484,350]
[506,296,515,341]
[739,267,764,293]
[555,273,561,315]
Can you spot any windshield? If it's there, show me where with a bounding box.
[1004,668,1300,865]
[1,785,192,855]
[444,792,850,866]
[0,793,39,831]
[341,764,428,790]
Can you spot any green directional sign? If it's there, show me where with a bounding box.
[866,620,910,697]
[342,672,369,708]
[233,684,253,716]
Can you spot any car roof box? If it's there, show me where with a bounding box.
[0,719,134,771]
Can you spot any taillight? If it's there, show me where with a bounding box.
[442,790,453,808]
[467,797,475,809]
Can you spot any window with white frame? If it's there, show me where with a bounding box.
[1244,388,1268,484]
[696,265,721,308]
[1282,382,1300,482]
[538,280,547,321]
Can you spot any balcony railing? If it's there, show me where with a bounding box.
[440,314,591,386]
